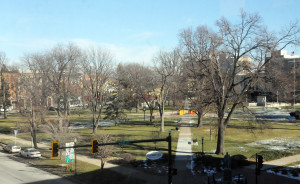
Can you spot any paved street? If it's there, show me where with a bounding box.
[0,151,75,184]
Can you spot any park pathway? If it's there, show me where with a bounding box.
[174,117,194,171]
[263,154,300,169]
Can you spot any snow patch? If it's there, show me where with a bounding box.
[247,138,300,150]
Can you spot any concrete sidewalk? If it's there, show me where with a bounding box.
[263,154,300,169]
[175,117,194,171]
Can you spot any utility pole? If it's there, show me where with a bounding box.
[168,129,172,184]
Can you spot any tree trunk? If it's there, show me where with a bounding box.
[32,126,38,149]
[3,80,7,119]
[100,159,105,170]
[92,103,97,134]
[149,108,154,123]
[136,100,139,113]
[56,98,63,132]
[96,106,102,131]
[197,113,203,128]
[215,119,225,155]
[31,104,38,149]
[160,103,165,132]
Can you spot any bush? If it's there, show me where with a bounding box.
[111,153,137,166]
[0,127,11,134]
[193,153,223,168]
[231,154,250,168]
[120,153,136,163]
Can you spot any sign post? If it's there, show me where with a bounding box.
[14,130,18,145]
[66,142,70,169]
[69,142,75,171]
[70,142,75,162]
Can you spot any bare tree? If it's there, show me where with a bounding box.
[45,119,74,160]
[264,56,297,102]
[21,43,81,150]
[179,10,300,155]
[81,47,114,134]
[20,53,51,148]
[212,11,299,155]
[116,63,138,112]
[44,43,82,130]
[96,134,115,169]
[117,63,157,123]
[135,65,157,123]
[179,26,215,127]
[153,49,181,132]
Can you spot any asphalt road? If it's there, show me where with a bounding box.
[0,151,75,184]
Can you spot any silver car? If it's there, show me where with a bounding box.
[3,145,21,153]
[19,148,41,158]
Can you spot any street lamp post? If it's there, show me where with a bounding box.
[202,136,204,153]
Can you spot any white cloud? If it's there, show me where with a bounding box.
[99,42,159,64]
[71,38,160,64]
[1,38,160,65]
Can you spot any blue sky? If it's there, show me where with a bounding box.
[0,0,299,65]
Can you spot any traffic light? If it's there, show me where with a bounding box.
[258,155,263,169]
[52,142,59,158]
[92,139,98,154]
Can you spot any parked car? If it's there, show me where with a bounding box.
[19,148,41,158]
[3,145,21,153]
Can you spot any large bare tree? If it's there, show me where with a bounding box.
[179,26,215,127]
[21,53,51,148]
[180,10,299,155]
[81,47,114,134]
[44,43,82,130]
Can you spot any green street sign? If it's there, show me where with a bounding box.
[66,155,70,163]
[118,141,130,145]
[70,151,74,162]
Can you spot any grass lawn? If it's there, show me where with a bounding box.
[72,122,179,160]
[1,109,180,161]
[192,116,300,160]
[2,106,300,175]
